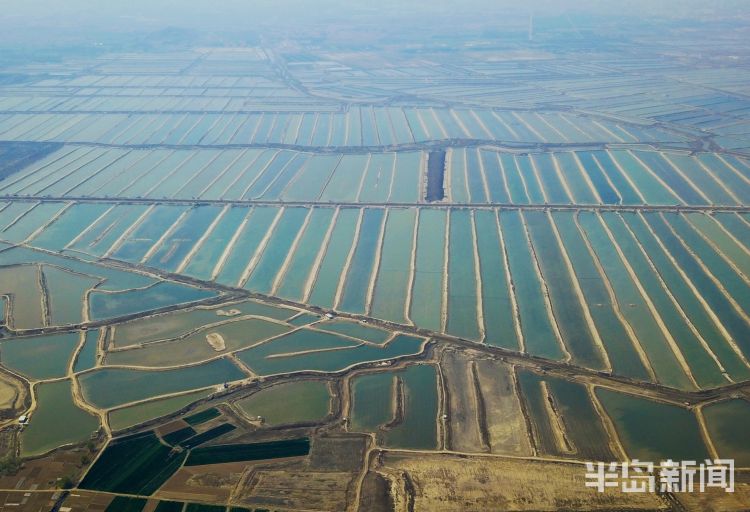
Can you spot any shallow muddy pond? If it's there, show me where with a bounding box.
[22,380,99,457]
[236,380,331,426]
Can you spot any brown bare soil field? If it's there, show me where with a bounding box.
[371,451,669,511]
[309,433,368,472]
[156,461,248,503]
[56,490,115,511]
[0,490,58,510]
[235,468,355,511]
[675,470,750,512]
[0,370,27,419]
[359,470,395,512]
[474,358,533,456]
[441,349,485,453]
[156,419,192,437]
[0,446,89,490]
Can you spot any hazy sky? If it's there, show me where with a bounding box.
[0,0,746,47]
[1,0,745,25]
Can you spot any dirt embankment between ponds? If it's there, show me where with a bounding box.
[383,376,404,431]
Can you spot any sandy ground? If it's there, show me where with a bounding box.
[206,332,226,351]
[372,451,668,511]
